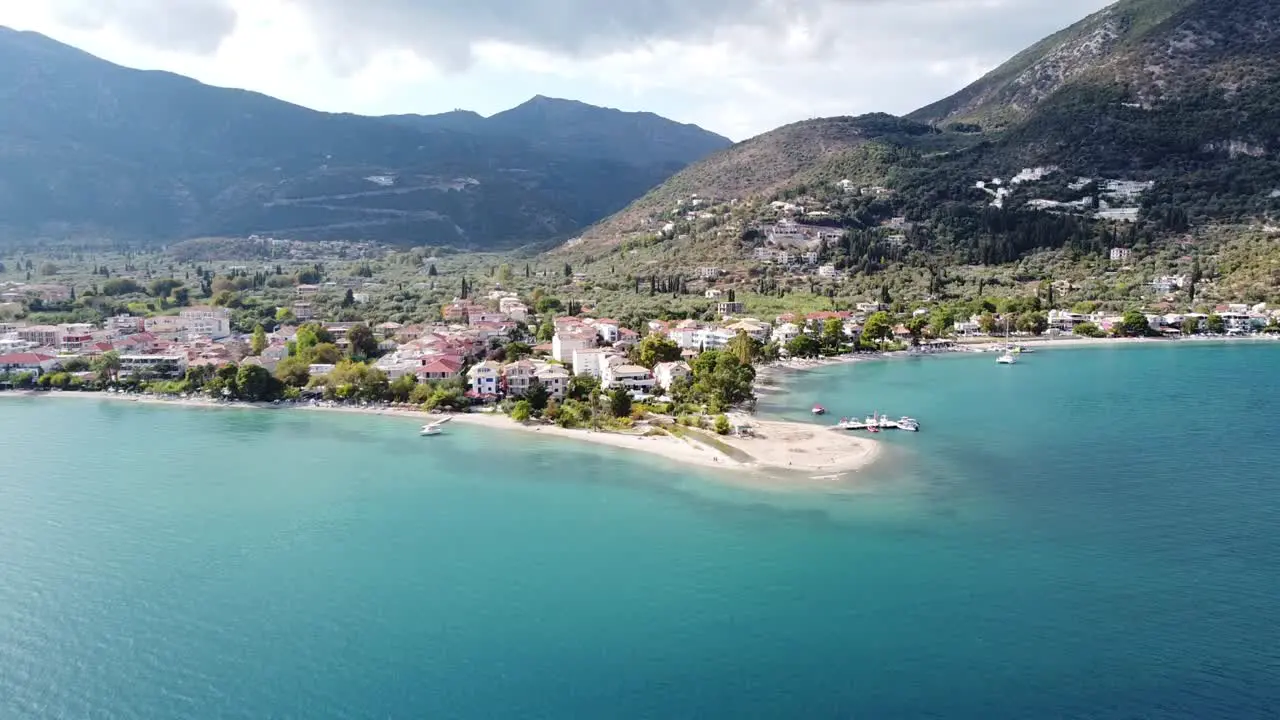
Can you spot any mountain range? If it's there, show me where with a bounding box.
[0,27,731,249]
[580,0,1280,267]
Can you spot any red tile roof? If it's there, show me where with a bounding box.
[0,353,55,364]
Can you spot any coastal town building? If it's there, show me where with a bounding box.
[602,359,656,394]
[653,361,691,391]
[119,354,188,377]
[1109,247,1132,262]
[180,306,233,339]
[0,352,59,376]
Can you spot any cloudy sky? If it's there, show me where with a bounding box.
[0,0,1114,140]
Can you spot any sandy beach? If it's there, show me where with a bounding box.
[10,390,880,479]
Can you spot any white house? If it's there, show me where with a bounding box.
[552,328,595,364]
[772,322,801,345]
[817,264,839,279]
[602,360,656,394]
[653,361,691,391]
[717,301,746,316]
[1109,247,1132,262]
[572,348,621,378]
[0,352,59,376]
[502,360,538,396]
[697,267,721,279]
[589,319,621,345]
[534,364,570,400]
[466,361,503,397]
[498,297,528,322]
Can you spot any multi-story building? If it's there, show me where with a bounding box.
[180,307,232,338]
[16,325,60,348]
[653,361,691,391]
[534,365,570,400]
[552,328,595,364]
[466,361,503,397]
[602,360,656,394]
[502,360,538,397]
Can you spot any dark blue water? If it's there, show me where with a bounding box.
[1,342,1278,718]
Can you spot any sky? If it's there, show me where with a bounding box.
[0,0,1115,140]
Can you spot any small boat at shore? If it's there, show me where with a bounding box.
[997,353,1017,365]
[420,417,451,436]
[812,404,827,416]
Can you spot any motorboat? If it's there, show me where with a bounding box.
[897,417,920,432]
[420,425,443,436]
[997,353,1017,365]
[812,404,827,416]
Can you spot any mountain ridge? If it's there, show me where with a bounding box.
[572,0,1280,265]
[0,27,731,248]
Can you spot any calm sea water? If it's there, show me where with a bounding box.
[2,342,1278,719]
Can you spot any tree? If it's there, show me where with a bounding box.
[1189,255,1202,303]
[1118,311,1154,338]
[906,315,929,346]
[322,361,389,402]
[427,264,438,277]
[1023,312,1049,336]
[526,379,550,413]
[510,400,532,422]
[634,333,682,368]
[861,311,893,347]
[274,356,311,387]
[172,287,190,306]
[275,307,296,323]
[563,263,573,278]
[978,312,998,335]
[786,333,820,358]
[1181,317,1201,335]
[821,318,847,354]
[1073,322,1105,338]
[504,342,533,360]
[92,351,122,384]
[347,323,379,359]
[568,374,600,402]
[235,364,283,402]
[250,324,268,356]
[1206,314,1226,334]
[388,374,418,403]
[726,330,758,365]
[39,262,59,276]
[342,288,355,307]
[309,343,344,364]
[149,278,182,298]
[295,323,332,353]
[714,414,731,435]
[498,264,514,284]
[608,387,632,418]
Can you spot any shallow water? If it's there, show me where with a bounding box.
[1,342,1278,718]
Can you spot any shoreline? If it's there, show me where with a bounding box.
[758,334,1279,383]
[4,390,880,482]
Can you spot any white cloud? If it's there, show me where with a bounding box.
[0,0,1116,139]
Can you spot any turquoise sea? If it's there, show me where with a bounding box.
[2,342,1278,718]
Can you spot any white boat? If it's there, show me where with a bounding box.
[897,417,920,432]
[997,353,1017,365]
[420,425,443,436]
